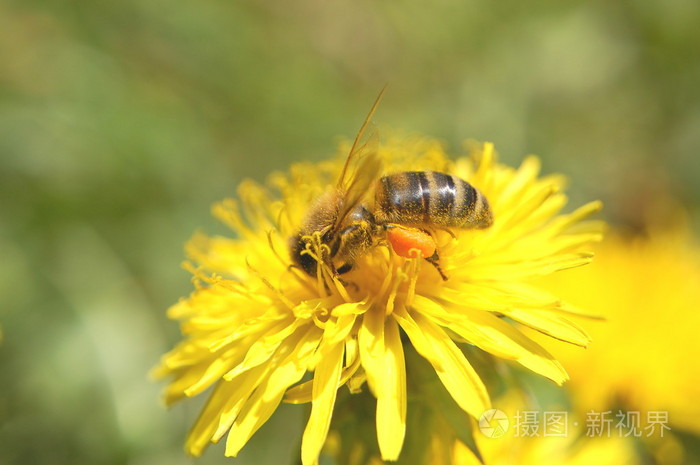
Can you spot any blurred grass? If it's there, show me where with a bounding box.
[1,0,699,464]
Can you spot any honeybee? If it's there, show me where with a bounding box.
[290,91,493,281]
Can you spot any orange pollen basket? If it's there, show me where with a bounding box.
[386,226,437,258]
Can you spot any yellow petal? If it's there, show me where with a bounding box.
[185,381,233,456]
[493,155,542,210]
[507,308,591,347]
[394,307,490,418]
[358,309,407,459]
[358,306,385,396]
[548,200,604,234]
[225,326,320,457]
[184,363,268,455]
[492,181,557,232]
[284,353,361,404]
[182,350,245,397]
[465,252,594,279]
[211,364,271,442]
[301,341,345,465]
[332,301,368,317]
[413,295,568,384]
[376,317,407,460]
[323,312,359,346]
[223,317,301,380]
[284,309,360,404]
[445,281,592,346]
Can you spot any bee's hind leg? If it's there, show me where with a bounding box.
[424,251,449,281]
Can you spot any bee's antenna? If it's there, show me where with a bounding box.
[337,86,387,188]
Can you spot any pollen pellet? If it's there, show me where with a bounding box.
[387,227,436,258]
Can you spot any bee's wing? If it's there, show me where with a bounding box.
[333,132,381,231]
[336,86,385,190]
[332,88,385,232]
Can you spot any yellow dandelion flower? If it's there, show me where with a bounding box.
[153,131,603,464]
[447,421,637,465]
[420,390,638,465]
[344,390,640,465]
[535,226,700,438]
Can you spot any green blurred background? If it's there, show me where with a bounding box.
[1,0,699,464]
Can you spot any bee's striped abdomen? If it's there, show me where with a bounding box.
[375,171,493,229]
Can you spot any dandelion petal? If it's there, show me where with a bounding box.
[395,307,490,418]
[359,310,407,460]
[301,341,345,465]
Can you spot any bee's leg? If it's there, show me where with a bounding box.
[328,262,359,291]
[425,251,449,281]
[436,227,457,240]
[336,263,352,275]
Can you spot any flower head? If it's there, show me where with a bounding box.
[154,135,603,464]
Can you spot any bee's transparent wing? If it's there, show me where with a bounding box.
[334,132,381,231]
[332,88,385,232]
[336,87,385,189]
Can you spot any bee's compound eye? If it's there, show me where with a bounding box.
[387,227,436,258]
[291,236,319,276]
[298,252,318,275]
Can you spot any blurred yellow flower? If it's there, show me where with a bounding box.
[365,390,639,465]
[448,422,637,465]
[535,225,700,448]
[153,135,603,464]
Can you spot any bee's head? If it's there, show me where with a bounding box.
[290,226,343,276]
[290,233,319,276]
[289,190,345,276]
